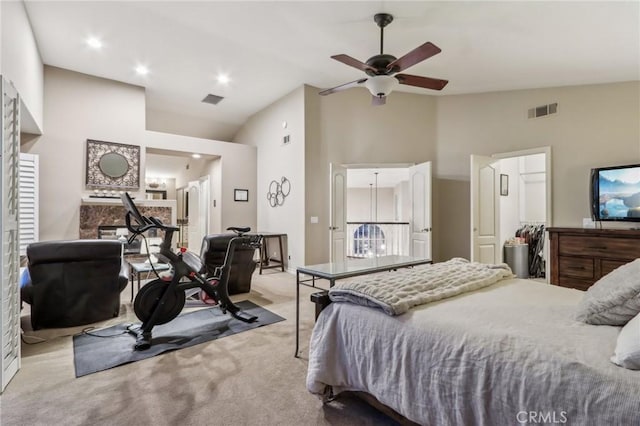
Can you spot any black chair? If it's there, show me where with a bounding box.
[21,240,129,330]
[200,234,257,294]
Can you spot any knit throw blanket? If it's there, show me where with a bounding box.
[328,258,514,315]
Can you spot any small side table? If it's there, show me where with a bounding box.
[128,262,170,301]
[257,232,286,274]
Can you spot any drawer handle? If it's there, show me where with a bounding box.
[587,246,607,250]
[568,266,586,270]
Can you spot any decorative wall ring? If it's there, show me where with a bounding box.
[266,176,291,208]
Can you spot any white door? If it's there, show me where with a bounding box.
[188,177,210,253]
[471,155,500,263]
[409,162,432,260]
[187,181,201,253]
[198,176,210,238]
[329,163,347,262]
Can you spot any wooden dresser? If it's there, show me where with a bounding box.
[548,227,640,291]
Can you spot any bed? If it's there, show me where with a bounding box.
[306,267,640,425]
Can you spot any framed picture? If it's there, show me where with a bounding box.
[234,189,249,202]
[500,174,509,196]
[86,139,140,189]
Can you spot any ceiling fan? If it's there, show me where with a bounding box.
[319,13,448,105]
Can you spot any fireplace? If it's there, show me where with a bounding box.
[79,201,174,240]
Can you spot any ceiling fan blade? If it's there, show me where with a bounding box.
[331,54,377,72]
[387,42,442,73]
[319,78,368,96]
[395,74,449,91]
[371,95,386,106]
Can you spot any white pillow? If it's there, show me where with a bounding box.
[575,259,640,325]
[611,312,640,370]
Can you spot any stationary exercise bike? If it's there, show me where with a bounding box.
[121,192,261,350]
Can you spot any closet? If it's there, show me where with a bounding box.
[499,153,547,278]
[514,223,546,278]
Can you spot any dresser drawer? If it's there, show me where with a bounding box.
[558,236,640,260]
[559,256,594,279]
[558,276,592,291]
[600,259,630,277]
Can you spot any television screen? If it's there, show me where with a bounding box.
[594,164,640,221]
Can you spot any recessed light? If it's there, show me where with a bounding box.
[217,73,230,85]
[86,37,102,49]
[135,65,149,76]
[192,153,201,159]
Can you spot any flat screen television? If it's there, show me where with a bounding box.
[591,163,640,222]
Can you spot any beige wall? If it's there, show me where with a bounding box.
[233,86,306,269]
[24,66,256,241]
[347,187,395,222]
[436,81,640,259]
[146,108,240,142]
[306,87,438,263]
[22,66,145,241]
[432,178,471,262]
[303,85,324,265]
[1,1,44,134]
[144,131,256,234]
[235,81,640,266]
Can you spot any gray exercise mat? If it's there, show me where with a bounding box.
[72,300,285,377]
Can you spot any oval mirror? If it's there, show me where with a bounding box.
[98,152,129,178]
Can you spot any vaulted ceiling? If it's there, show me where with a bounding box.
[24,1,640,141]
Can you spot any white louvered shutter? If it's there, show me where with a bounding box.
[19,153,38,255]
[1,77,21,392]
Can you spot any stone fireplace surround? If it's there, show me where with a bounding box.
[79,199,175,240]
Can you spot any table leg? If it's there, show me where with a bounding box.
[295,270,300,357]
[278,235,285,272]
[259,239,265,274]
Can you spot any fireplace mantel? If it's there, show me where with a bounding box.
[81,197,176,209]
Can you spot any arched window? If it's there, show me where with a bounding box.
[353,224,386,257]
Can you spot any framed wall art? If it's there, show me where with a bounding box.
[500,174,509,196]
[234,189,249,202]
[86,139,140,189]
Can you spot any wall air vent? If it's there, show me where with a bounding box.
[202,94,224,105]
[528,102,558,119]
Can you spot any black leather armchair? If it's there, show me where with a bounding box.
[21,240,129,330]
[200,234,257,294]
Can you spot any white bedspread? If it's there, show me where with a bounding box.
[329,258,513,315]
[307,279,640,425]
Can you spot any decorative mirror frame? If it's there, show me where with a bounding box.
[86,139,140,189]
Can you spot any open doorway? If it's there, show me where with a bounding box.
[145,148,221,250]
[471,147,551,279]
[330,162,433,262]
[346,167,410,258]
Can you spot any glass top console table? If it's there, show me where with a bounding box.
[295,255,432,357]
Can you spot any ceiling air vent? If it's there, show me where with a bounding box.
[202,94,224,105]
[528,102,558,119]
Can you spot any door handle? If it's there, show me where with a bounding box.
[329,226,338,230]
[421,228,431,232]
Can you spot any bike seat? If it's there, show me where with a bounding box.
[227,226,251,235]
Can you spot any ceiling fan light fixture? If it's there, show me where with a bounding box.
[364,75,398,98]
